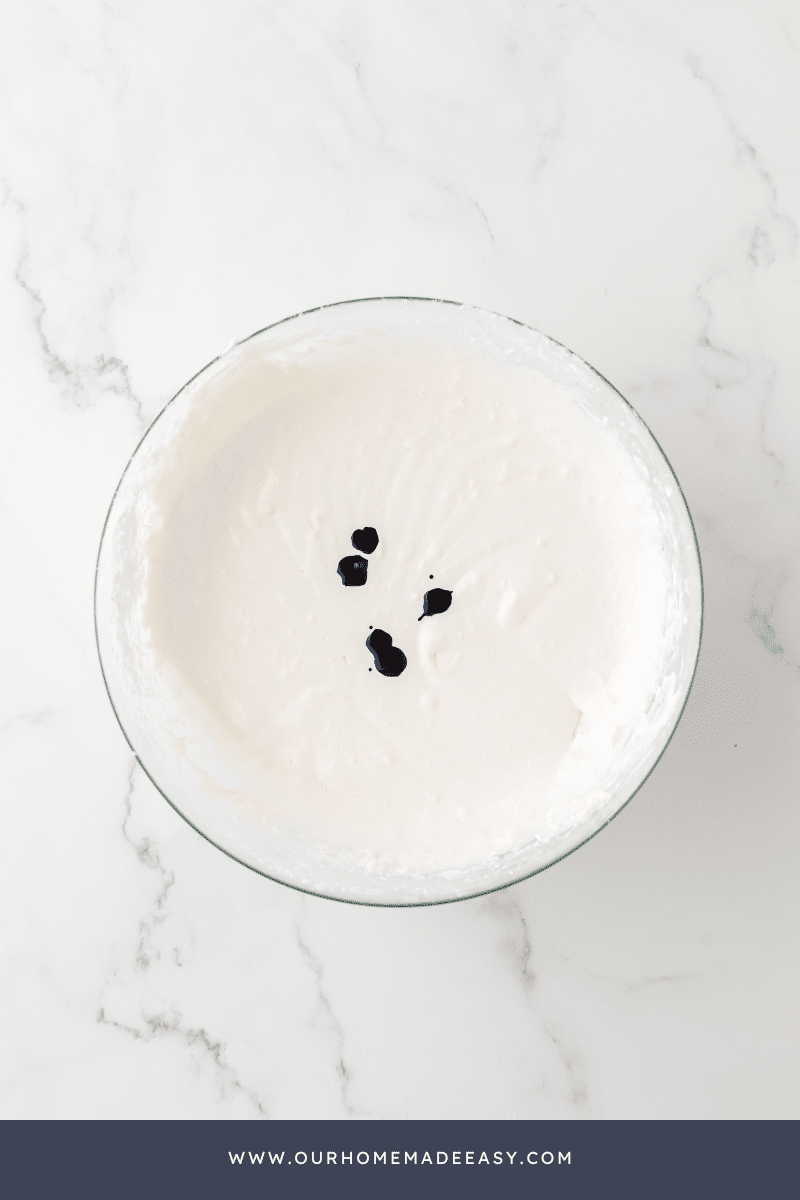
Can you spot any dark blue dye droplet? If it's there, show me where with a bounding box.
[418,588,453,621]
[351,527,379,554]
[338,555,368,586]
[366,629,407,677]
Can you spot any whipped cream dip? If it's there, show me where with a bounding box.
[96,301,702,903]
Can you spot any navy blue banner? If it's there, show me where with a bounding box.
[0,1119,793,1199]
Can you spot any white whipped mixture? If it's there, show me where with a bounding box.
[132,328,670,876]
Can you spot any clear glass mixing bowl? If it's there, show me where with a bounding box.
[95,298,702,905]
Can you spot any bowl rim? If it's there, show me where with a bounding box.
[94,295,704,906]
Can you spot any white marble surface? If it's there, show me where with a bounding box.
[0,0,798,1120]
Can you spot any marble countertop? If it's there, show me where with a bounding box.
[1,1,798,1120]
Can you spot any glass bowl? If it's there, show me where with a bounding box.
[95,298,702,905]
